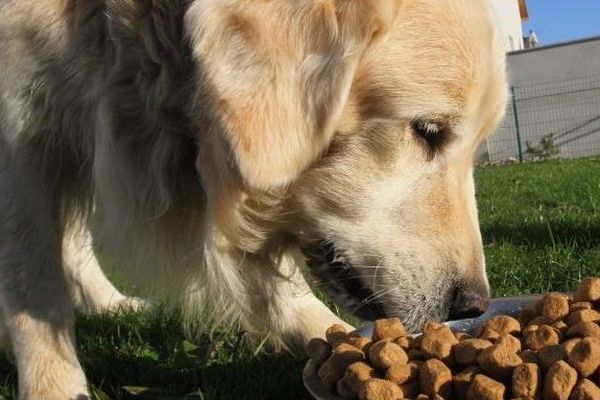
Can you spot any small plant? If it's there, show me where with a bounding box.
[525,133,560,161]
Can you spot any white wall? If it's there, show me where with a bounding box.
[490,0,525,52]
[477,37,600,164]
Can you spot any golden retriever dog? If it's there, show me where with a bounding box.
[0,0,507,398]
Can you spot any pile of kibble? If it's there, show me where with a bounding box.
[308,277,600,400]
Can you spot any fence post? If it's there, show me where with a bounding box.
[511,86,524,162]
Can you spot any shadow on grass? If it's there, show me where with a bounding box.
[0,309,312,400]
[84,346,309,400]
[78,311,310,400]
[1,351,309,400]
[85,351,309,400]
[482,221,600,248]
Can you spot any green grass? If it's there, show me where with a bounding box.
[1,157,600,399]
[477,158,600,296]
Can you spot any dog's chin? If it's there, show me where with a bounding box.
[301,241,387,321]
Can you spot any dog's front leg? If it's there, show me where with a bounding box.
[242,250,353,352]
[63,223,149,315]
[0,150,89,400]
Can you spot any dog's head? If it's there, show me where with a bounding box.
[188,0,507,330]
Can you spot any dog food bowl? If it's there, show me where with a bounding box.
[303,294,542,400]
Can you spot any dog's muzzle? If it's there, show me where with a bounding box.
[301,241,386,321]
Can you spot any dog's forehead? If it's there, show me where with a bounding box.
[350,0,506,135]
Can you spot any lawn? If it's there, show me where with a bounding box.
[1,157,600,399]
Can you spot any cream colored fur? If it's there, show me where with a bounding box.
[0,0,507,398]
[63,224,148,315]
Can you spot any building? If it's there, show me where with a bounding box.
[478,2,600,164]
[491,0,529,52]
[477,36,600,164]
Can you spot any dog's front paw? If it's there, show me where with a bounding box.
[111,296,153,314]
[81,294,152,315]
[18,360,89,400]
[295,302,355,347]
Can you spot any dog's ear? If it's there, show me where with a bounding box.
[186,0,401,189]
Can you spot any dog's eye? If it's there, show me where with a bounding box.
[410,119,448,157]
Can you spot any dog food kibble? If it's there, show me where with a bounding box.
[552,320,569,334]
[525,316,552,331]
[348,337,373,353]
[574,277,600,303]
[368,340,408,369]
[452,366,480,399]
[326,324,350,347]
[453,338,492,365]
[542,293,571,322]
[394,336,413,350]
[400,381,419,399]
[479,315,521,340]
[566,337,600,377]
[311,277,600,399]
[570,302,592,312]
[372,318,407,342]
[454,332,472,341]
[520,349,538,364]
[570,378,600,400]
[359,378,404,400]
[318,343,366,391]
[419,322,458,363]
[419,359,452,398]
[466,374,505,400]
[496,333,522,353]
[407,348,427,361]
[563,337,582,355]
[476,342,522,379]
[337,377,356,399]
[544,360,578,400]
[512,363,541,398]
[308,338,332,365]
[538,344,566,372]
[568,309,600,325]
[525,325,561,351]
[318,357,345,391]
[336,343,366,364]
[386,361,420,385]
[567,321,600,340]
[343,362,377,394]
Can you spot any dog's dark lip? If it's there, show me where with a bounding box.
[301,242,387,321]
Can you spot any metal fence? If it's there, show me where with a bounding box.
[478,73,600,163]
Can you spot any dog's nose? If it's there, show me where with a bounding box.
[448,286,490,320]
